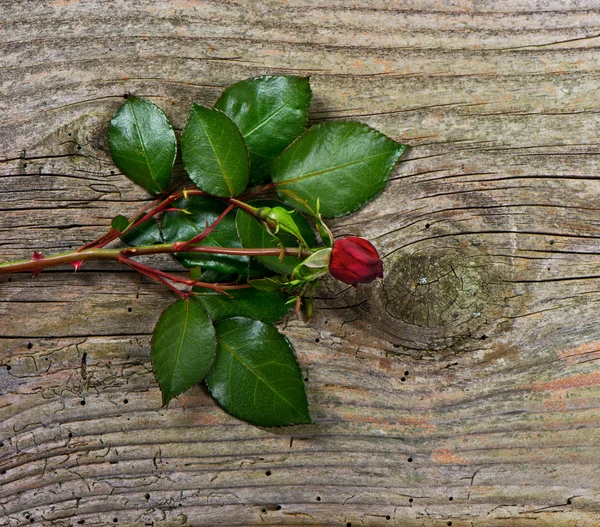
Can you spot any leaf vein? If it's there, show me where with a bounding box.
[198,117,235,196]
[274,150,394,187]
[130,103,160,192]
[216,337,304,417]
[244,95,296,138]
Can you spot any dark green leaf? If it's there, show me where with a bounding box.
[235,200,316,274]
[196,268,237,284]
[151,299,217,406]
[108,96,177,195]
[248,275,291,292]
[111,214,130,233]
[189,266,203,281]
[181,104,249,197]
[162,195,249,274]
[206,317,311,427]
[121,217,162,246]
[247,260,274,280]
[215,75,311,185]
[272,122,408,217]
[192,287,291,323]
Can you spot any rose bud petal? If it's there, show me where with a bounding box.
[329,236,384,286]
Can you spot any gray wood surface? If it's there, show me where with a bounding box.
[3,1,600,525]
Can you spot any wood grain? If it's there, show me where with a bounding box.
[3,1,600,525]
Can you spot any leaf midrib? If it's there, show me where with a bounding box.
[274,150,393,187]
[130,102,161,193]
[217,337,305,417]
[198,115,235,196]
[168,300,190,394]
[244,95,296,138]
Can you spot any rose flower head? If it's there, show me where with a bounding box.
[329,236,384,286]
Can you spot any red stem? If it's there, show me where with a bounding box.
[77,188,207,252]
[118,256,250,295]
[79,182,274,253]
[0,245,310,276]
[180,204,235,249]
[119,257,189,299]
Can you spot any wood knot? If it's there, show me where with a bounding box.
[383,250,470,328]
[368,247,507,353]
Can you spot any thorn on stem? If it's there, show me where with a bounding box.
[70,260,84,272]
[30,251,45,277]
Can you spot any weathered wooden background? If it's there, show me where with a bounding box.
[3,1,600,525]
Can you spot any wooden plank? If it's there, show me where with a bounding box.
[3,1,600,525]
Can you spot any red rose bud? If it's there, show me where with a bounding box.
[329,237,384,286]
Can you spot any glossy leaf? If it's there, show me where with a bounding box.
[206,317,311,427]
[108,96,177,195]
[272,122,408,217]
[181,104,249,197]
[235,200,316,274]
[215,75,311,184]
[151,299,217,406]
[162,195,249,274]
[248,275,290,292]
[111,214,130,233]
[192,287,291,323]
[121,217,162,247]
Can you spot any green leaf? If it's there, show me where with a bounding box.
[192,287,291,323]
[151,299,217,406]
[181,104,249,197]
[235,200,316,274]
[272,122,408,217]
[121,217,162,246]
[206,317,311,427]
[108,96,177,195]
[162,195,249,274]
[215,75,311,185]
[111,214,130,233]
[248,275,291,292]
[292,247,331,281]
